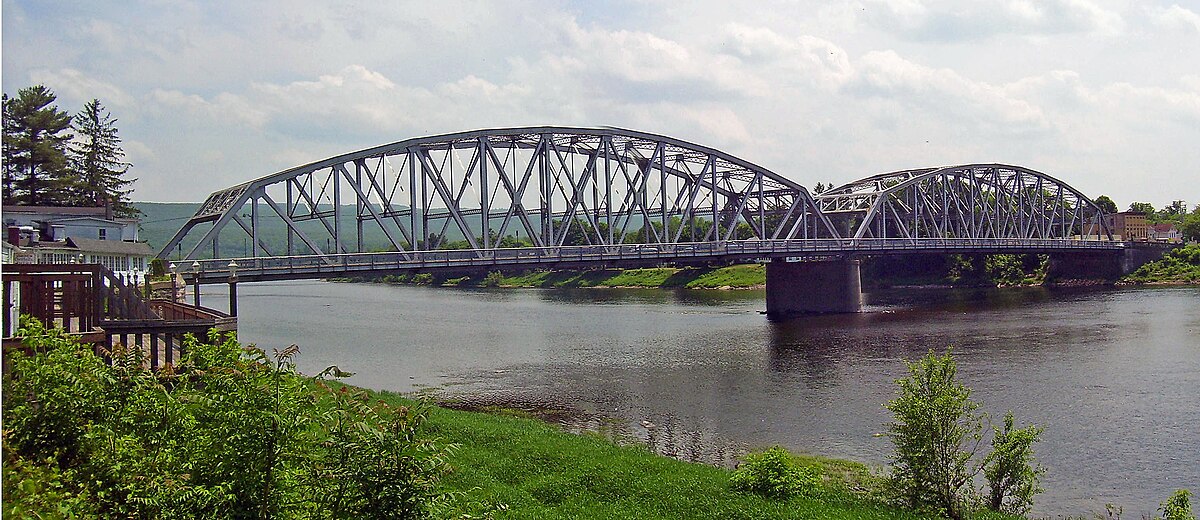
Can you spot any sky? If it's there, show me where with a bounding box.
[3,0,1198,208]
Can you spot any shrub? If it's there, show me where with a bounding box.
[887,349,1046,520]
[3,320,458,519]
[885,349,982,520]
[1161,489,1195,520]
[480,271,504,287]
[983,411,1045,515]
[412,273,434,285]
[729,446,820,500]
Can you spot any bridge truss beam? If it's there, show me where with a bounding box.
[814,164,1113,243]
[159,127,839,263]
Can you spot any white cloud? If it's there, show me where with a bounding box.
[848,50,1049,132]
[4,1,1196,205]
[28,68,135,107]
[859,0,1124,41]
[147,89,270,128]
[1148,4,1200,34]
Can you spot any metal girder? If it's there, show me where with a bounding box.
[158,126,839,262]
[814,164,1113,242]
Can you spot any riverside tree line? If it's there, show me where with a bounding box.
[2,85,137,216]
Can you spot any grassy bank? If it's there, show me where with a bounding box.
[370,387,1018,520]
[1121,243,1200,284]
[4,323,1023,519]
[361,263,769,290]
[493,263,766,289]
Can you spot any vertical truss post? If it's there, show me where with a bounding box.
[356,162,364,252]
[479,137,490,249]
[251,195,260,258]
[286,180,294,256]
[333,168,342,255]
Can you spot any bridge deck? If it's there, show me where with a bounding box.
[183,238,1124,283]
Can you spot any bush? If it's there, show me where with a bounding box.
[885,349,982,520]
[886,349,1045,520]
[412,273,434,285]
[3,319,457,519]
[480,271,504,287]
[1161,489,1195,520]
[983,411,1045,515]
[729,446,820,500]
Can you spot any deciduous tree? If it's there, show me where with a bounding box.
[886,349,983,519]
[1093,195,1118,214]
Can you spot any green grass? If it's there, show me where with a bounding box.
[443,264,767,290]
[357,388,1020,520]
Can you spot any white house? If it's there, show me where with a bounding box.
[3,205,151,279]
[1149,223,1183,243]
[3,205,139,242]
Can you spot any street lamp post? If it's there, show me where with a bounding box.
[227,260,239,317]
[191,260,201,308]
[168,263,178,302]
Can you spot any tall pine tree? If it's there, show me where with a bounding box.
[2,85,73,206]
[70,99,137,216]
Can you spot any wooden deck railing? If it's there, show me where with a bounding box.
[3,263,236,369]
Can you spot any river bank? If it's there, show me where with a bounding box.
[1,321,1017,520]
[367,386,1025,520]
[334,246,1200,290]
[338,263,769,289]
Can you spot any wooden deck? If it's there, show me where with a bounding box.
[3,263,236,369]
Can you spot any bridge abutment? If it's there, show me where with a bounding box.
[765,259,862,319]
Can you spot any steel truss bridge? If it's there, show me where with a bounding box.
[159,126,1118,283]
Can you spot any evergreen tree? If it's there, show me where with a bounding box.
[2,86,73,205]
[69,99,137,216]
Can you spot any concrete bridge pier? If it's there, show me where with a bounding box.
[765,258,862,319]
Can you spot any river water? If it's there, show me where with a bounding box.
[200,281,1199,517]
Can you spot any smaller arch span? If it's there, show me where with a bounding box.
[815,163,1113,242]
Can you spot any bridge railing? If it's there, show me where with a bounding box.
[3,264,236,371]
[180,238,1124,282]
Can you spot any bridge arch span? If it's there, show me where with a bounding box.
[814,163,1113,242]
[160,126,839,262]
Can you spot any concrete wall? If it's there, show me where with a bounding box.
[765,259,862,318]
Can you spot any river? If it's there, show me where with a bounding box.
[197,281,1199,517]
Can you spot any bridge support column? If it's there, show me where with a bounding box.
[765,259,862,318]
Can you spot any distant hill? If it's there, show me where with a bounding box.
[136,202,424,260]
[136,202,203,253]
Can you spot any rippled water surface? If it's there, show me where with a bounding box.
[202,281,1200,517]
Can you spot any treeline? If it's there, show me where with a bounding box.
[2,85,137,216]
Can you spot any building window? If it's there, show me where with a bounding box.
[98,228,107,240]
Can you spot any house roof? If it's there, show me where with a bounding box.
[3,205,108,217]
[42,216,127,226]
[1152,223,1178,232]
[64,237,154,256]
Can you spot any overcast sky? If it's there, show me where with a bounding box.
[3,0,1198,208]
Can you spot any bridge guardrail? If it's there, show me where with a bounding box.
[179,238,1124,283]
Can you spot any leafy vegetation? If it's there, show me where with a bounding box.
[1160,489,1195,520]
[1123,244,1200,284]
[3,319,460,519]
[5,321,1033,520]
[983,412,1045,515]
[729,447,821,500]
[886,350,1044,520]
[419,394,969,520]
[363,264,768,290]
